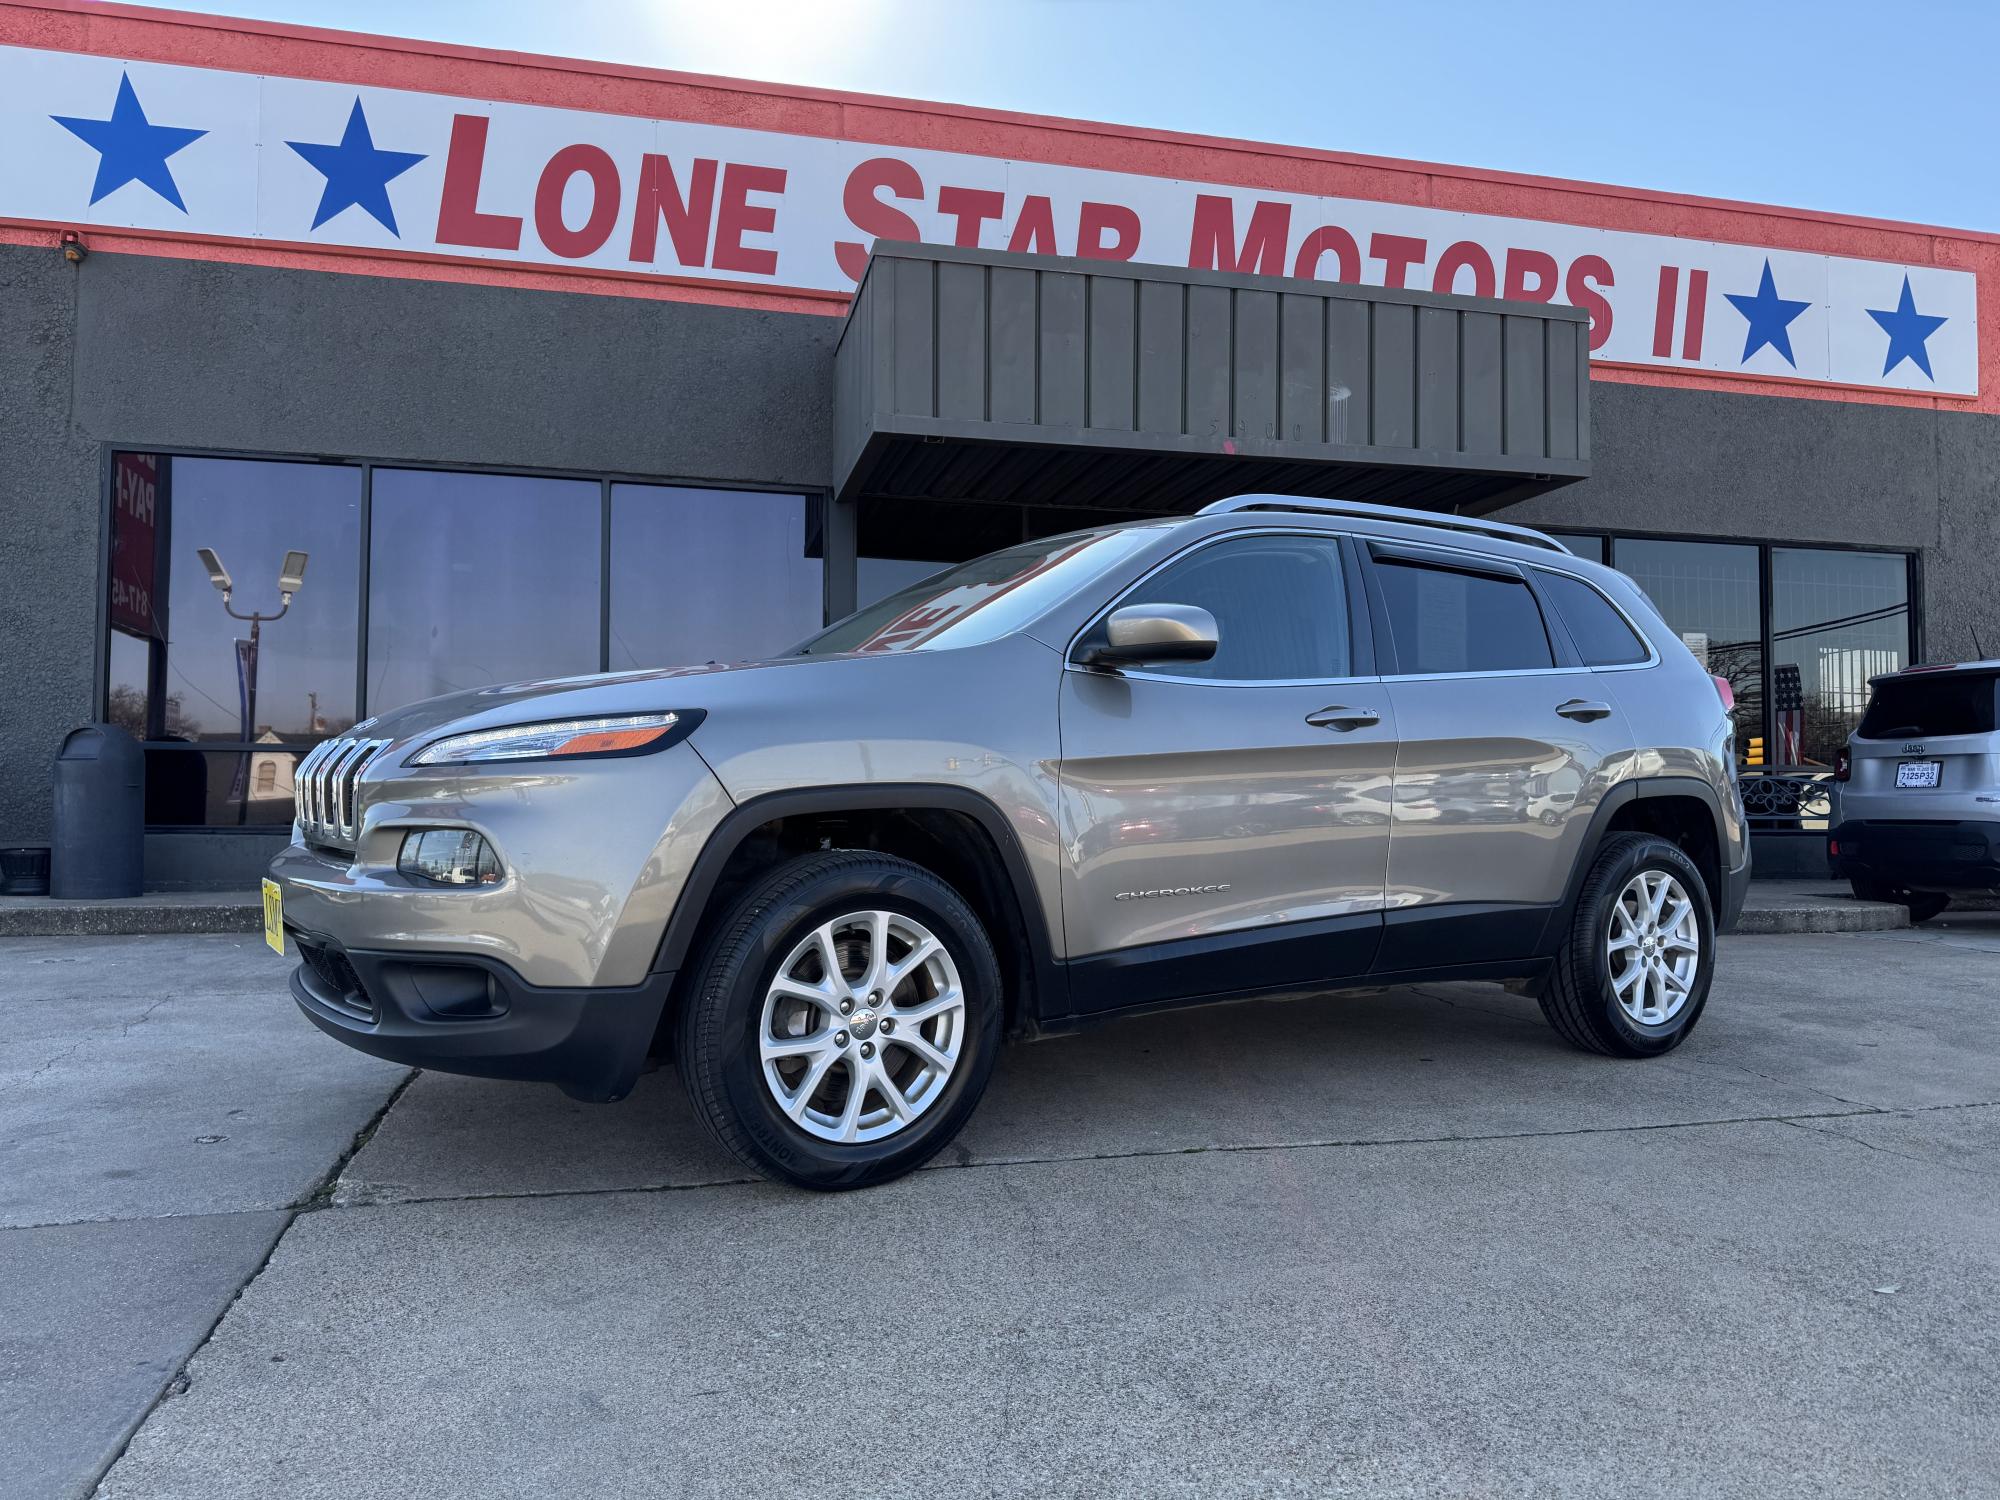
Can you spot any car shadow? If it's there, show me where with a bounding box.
[333,973,1836,1204]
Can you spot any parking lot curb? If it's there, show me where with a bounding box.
[0,895,261,938]
[1733,900,1909,935]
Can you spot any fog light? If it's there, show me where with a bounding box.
[398,829,502,886]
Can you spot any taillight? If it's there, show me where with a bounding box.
[1710,675,1735,712]
[1834,748,1851,783]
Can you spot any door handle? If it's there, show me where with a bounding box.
[1306,706,1381,731]
[1556,699,1613,723]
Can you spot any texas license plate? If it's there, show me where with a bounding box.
[261,878,285,955]
[1896,760,1942,789]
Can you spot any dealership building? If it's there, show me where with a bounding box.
[2,0,1995,891]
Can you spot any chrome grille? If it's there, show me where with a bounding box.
[296,736,391,849]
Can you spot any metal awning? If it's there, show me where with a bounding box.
[833,243,1591,518]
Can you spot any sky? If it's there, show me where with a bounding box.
[114,0,2000,232]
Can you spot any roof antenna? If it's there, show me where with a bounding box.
[1973,624,1987,660]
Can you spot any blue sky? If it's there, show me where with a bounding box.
[119,0,1999,230]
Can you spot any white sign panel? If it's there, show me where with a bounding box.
[0,45,1978,396]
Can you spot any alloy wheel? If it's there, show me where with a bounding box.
[1605,869,1701,1027]
[757,909,966,1143]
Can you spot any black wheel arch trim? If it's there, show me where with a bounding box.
[647,782,1066,1023]
[1538,775,1737,955]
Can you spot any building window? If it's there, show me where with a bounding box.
[1614,538,1766,767]
[1770,547,1910,769]
[609,486,823,668]
[367,469,601,709]
[106,452,820,828]
[1553,530,1916,833]
[106,455,362,826]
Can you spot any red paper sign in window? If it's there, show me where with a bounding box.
[109,453,162,640]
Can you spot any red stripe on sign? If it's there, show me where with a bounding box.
[1652,266,1678,359]
[1682,268,1709,361]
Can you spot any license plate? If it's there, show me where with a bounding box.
[1896,760,1942,789]
[261,878,285,955]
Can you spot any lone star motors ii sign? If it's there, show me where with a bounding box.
[1,45,1978,397]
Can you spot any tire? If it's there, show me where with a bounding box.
[1849,875,1899,904]
[1539,833,1716,1058]
[1904,891,1950,923]
[674,850,1003,1190]
[1850,876,1950,923]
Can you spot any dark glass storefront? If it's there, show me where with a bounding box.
[1548,530,1916,833]
[101,450,1916,839]
[105,453,821,827]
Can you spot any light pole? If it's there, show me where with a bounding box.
[196,547,307,823]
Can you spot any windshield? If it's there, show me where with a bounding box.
[795,526,1161,656]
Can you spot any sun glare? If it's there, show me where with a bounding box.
[637,0,889,84]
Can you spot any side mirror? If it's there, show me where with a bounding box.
[1080,603,1219,669]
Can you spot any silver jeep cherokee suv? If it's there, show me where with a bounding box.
[271,494,1750,1189]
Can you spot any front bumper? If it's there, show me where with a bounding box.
[1830,819,2000,892]
[289,928,673,1102]
[267,739,732,989]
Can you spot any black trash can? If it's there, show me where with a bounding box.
[51,724,146,899]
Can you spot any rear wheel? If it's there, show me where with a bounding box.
[1850,876,1950,923]
[675,850,1002,1190]
[1904,890,1951,923]
[1540,833,1716,1057]
[1848,875,1898,904]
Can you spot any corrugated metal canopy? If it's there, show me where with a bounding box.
[834,244,1591,519]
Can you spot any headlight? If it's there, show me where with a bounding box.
[409,712,691,766]
[399,829,502,886]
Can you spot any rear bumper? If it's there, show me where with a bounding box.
[1830,819,2000,892]
[288,928,673,1102]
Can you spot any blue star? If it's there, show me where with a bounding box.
[1724,259,1812,367]
[1866,275,1948,380]
[286,99,426,236]
[51,72,206,211]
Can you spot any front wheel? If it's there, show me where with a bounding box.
[1539,833,1716,1057]
[675,851,1003,1190]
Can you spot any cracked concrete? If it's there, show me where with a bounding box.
[0,935,407,1500]
[5,914,1998,1498]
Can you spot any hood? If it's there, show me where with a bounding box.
[353,651,909,751]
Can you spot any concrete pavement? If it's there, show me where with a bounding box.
[0,935,407,1498]
[3,918,1995,1497]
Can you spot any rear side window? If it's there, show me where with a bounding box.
[1375,559,1554,675]
[1537,572,1650,667]
[1858,674,1999,738]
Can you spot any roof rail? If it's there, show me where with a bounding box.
[1198,494,1569,553]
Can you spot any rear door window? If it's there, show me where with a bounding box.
[1374,558,1554,675]
[1537,571,1650,667]
[1858,674,1999,738]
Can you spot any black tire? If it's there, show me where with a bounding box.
[1851,876,1950,923]
[1904,890,1951,923]
[1848,875,1899,904]
[675,850,1003,1190]
[1539,833,1717,1058]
